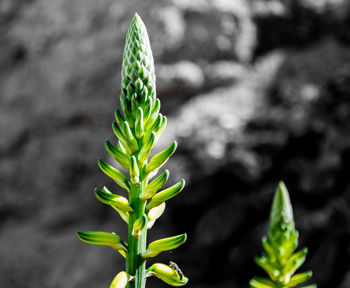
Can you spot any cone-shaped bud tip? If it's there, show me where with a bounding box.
[122,12,156,106]
[270,181,294,230]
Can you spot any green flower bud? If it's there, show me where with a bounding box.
[112,122,133,154]
[77,231,127,258]
[139,132,156,163]
[105,140,130,170]
[114,109,126,130]
[98,158,130,192]
[142,234,187,259]
[146,263,188,287]
[110,271,132,288]
[135,107,144,139]
[147,202,166,229]
[289,271,313,287]
[132,214,147,238]
[130,156,140,184]
[146,179,185,211]
[249,277,275,288]
[94,187,133,212]
[121,13,156,113]
[270,181,294,232]
[146,142,177,174]
[123,121,138,151]
[145,98,160,128]
[141,170,169,200]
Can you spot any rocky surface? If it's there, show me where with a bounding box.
[1,0,350,287]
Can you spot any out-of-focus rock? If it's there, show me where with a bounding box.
[203,61,247,88]
[169,0,257,62]
[157,61,205,112]
[252,0,350,56]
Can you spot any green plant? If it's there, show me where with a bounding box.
[250,182,316,288]
[77,13,188,288]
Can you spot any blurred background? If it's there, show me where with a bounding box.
[1,0,350,287]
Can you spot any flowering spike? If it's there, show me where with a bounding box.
[250,182,316,288]
[77,13,188,288]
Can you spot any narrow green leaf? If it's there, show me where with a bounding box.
[110,271,132,288]
[289,271,312,287]
[94,187,133,212]
[77,231,127,257]
[132,214,147,238]
[141,233,187,258]
[105,140,129,169]
[98,158,130,192]
[141,170,169,200]
[146,263,188,287]
[146,142,177,174]
[147,202,166,229]
[135,107,144,139]
[146,179,185,211]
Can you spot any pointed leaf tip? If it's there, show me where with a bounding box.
[270,181,294,230]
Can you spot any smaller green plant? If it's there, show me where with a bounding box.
[250,182,316,288]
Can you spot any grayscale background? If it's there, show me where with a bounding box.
[1,0,350,287]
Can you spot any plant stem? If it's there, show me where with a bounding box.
[127,176,147,288]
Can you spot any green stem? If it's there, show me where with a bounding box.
[127,177,147,288]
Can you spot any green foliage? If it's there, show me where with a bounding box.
[77,13,187,288]
[250,182,316,288]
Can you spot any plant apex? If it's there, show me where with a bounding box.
[269,181,294,230]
